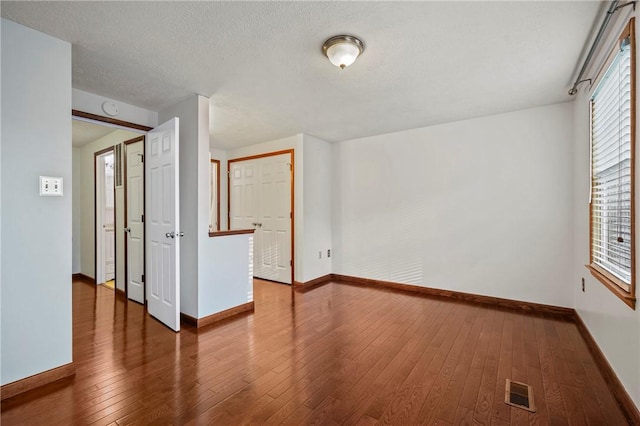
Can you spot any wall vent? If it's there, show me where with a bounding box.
[505,379,535,412]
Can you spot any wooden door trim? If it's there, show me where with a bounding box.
[227,149,295,286]
[73,110,153,132]
[124,135,144,145]
[228,149,294,164]
[94,148,115,286]
[211,159,221,232]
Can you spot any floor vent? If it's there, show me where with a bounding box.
[505,379,535,412]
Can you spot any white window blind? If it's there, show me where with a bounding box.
[591,37,632,288]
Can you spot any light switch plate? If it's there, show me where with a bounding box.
[39,176,63,196]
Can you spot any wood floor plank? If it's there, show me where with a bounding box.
[472,309,505,424]
[434,305,487,423]
[534,316,569,426]
[333,300,452,423]
[354,301,455,422]
[0,279,629,425]
[493,311,514,424]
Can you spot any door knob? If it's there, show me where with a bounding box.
[125,227,131,233]
[178,232,184,237]
[165,232,175,238]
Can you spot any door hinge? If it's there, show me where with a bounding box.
[141,274,144,283]
[141,214,144,222]
[140,154,144,162]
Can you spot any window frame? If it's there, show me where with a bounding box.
[587,18,637,310]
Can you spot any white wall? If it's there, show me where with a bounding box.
[1,19,72,385]
[226,135,305,281]
[571,7,640,410]
[73,89,158,129]
[159,96,204,317]
[332,102,575,308]
[74,129,141,286]
[161,96,254,318]
[200,234,254,317]
[302,135,333,282]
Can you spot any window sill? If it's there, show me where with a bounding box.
[585,264,636,310]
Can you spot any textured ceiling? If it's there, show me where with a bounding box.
[3,1,602,149]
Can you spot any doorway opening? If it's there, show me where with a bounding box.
[72,112,146,296]
[72,110,181,332]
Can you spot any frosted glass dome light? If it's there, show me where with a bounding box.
[322,35,365,69]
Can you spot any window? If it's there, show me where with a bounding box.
[588,19,636,309]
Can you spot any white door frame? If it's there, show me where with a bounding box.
[228,149,294,285]
[95,147,114,285]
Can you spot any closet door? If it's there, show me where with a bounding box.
[257,154,291,284]
[230,159,261,277]
[229,153,292,284]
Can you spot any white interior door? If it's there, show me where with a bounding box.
[229,153,292,284]
[96,152,115,284]
[102,153,116,282]
[104,154,115,281]
[146,118,180,331]
[258,154,291,284]
[230,160,260,274]
[126,139,145,304]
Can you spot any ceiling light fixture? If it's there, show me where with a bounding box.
[322,35,365,69]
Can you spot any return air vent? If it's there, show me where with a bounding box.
[505,379,535,412]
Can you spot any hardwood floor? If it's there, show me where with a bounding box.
[1,279,632,425]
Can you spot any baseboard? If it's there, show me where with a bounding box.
[1,362,75,401]
[293,274,333,291]
[180,302,255,328]
[332,274,574,317]
[180,312,198,327]
[72,273,95,284]
[573,312,640,424]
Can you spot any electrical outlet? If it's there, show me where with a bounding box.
[319,251,322,259]
[327,249,331,258]
[581,277,585,292]
[39,176,63,196]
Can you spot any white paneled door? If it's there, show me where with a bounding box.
[230,160,258,230]
[146,118,180,331]
[125,138,145,304]
[230,153,292,284]
[97,151,115,284]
